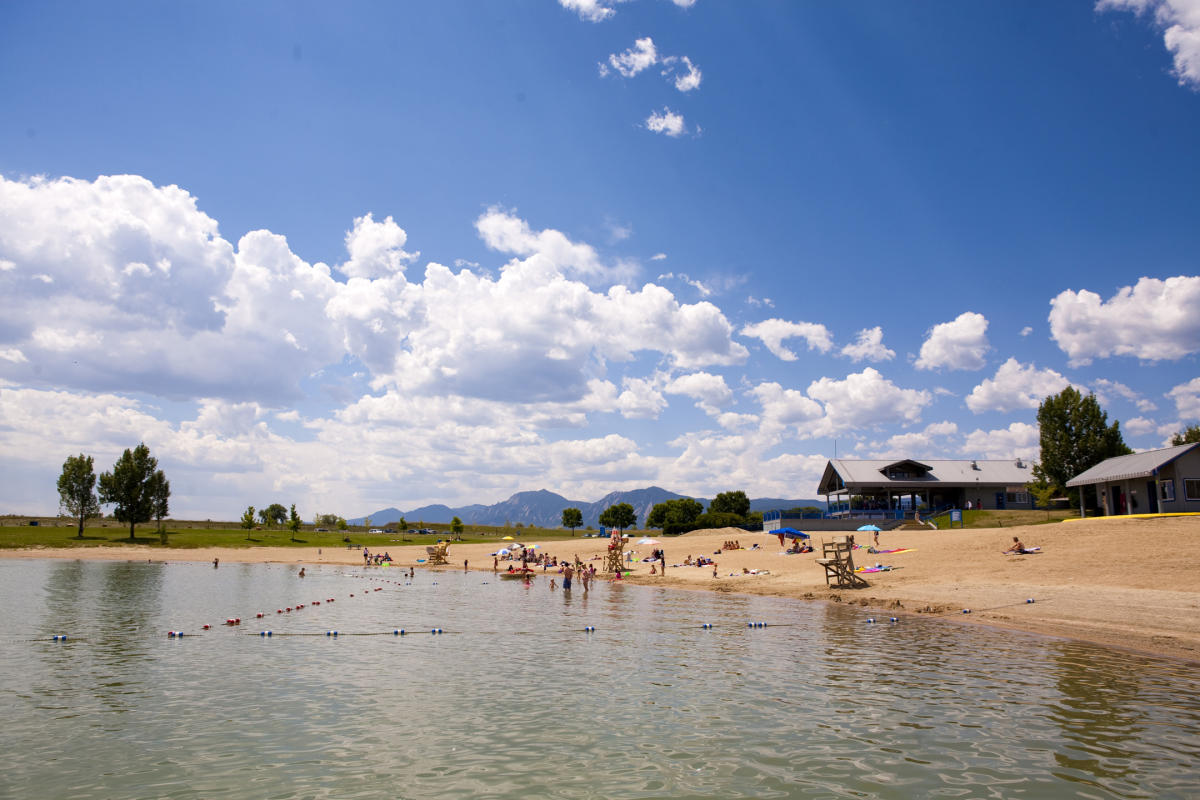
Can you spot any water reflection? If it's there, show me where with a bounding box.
[2,560,1200,800]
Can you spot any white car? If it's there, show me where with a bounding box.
[369,528,384,533]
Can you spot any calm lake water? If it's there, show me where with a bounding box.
[1,558,1198,799]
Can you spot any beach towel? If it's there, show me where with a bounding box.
[1003,546,1042,555]
[855,565,899,573]
[869,547,916,555]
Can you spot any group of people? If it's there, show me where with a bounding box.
[363,548,392,565]
[721,540,742,550]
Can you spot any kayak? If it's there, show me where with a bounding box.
[499,571,536,580]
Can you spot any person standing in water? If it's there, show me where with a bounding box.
[562,563,574,591]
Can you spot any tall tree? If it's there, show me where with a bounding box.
[1171,425,1200,446]
[598,502,637,533]
[1034,387,1132,498]
[288,504,301,542]
[646,498,704,534]
[561,507,583,535]
[709,490,750,520]
[450,516,464,536]
[98,443,162,540]
[258,508,270,526]
[242,505,256,539]
[148,470,170,541]
[57,453,100,538]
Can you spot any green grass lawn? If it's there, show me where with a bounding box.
[0,519,601,550]
[935,508,1080,529]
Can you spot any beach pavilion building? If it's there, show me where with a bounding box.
[1065,442,1200,516]
[816,458,1037,518]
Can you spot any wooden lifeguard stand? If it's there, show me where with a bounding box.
[603,535,626,574]
[426,542,449,566]
[816,536,868,589]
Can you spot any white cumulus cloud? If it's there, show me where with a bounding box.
[804,368,932,437]
[915,311,989,371]
[841,326,895,363]
[741,318,834,361]
[965,358,1072,413]
[1167,376,1200,420]
[665,371,733,415]
[962,422,1039,460]
[1099,0,1200,89]
[646,107,687,137]
[560,0,620,22]
[602,37,658,78]
[1048,275,1200,365]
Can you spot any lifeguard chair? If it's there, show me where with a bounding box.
[603,535,626,574]
[816,536,868,589]
[426,542,449,566]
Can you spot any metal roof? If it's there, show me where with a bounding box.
[1065,443,1200,487]
[819,458,1035,493]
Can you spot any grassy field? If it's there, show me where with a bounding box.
[933,508,1080,529]
[0,517,601,550]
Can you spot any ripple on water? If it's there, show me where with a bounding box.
[1,560,1199,799]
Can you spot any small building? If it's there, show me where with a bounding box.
[1065,442,1200,516]
[816,458,1036,517]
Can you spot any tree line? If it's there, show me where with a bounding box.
[559,490,758,537]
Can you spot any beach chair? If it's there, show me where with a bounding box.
[817,537,868,589]
[426,542,449,565]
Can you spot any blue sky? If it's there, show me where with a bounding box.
[2,0,1199,520]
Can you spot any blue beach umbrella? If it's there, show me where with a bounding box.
[857,524,882,532]
[774,527,810,539]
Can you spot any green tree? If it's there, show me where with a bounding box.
[709,490,751,520]
[450,516,464,536]
[57,453,100,538]
[288,503,301,542]
[1171,425,1200,445]
[337,517,348,530]
[241,505,256,539]
[598,502,637,533]
[148,470,170,542]
[262,503,287,527]
[398,517,408,532]
[315,513,340,528]
[98,443,162,540]
[561,507,583,535]
[645,498,703,535]
[1033,387,1132,502]
[258,508,270,526]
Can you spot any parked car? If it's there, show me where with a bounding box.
[369,528,384,533]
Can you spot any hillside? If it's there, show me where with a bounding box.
[349,488,825,528]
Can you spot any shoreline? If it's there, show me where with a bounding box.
[4,516,1198,663]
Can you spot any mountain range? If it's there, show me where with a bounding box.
[348,487,824,529]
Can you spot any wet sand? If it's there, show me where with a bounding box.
[6,515,1199,662]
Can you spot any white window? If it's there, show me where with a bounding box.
[1159,479,1176,502]
[1185,479,1200,501]
[1006,491,1029,505]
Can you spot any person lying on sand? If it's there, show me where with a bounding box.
[1003,536,1038,555]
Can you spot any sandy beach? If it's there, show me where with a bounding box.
[5,515,1199,662]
